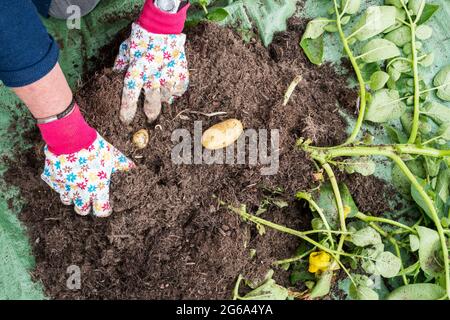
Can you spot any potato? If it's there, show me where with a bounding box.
[202,119,244,150]
[132,129,149,149]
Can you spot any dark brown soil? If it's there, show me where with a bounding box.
[5,20,393,299]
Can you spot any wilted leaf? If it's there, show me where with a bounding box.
[350,6,397,41]
[384,26,412,46]
[310,270,333,298]
[343,157,376,176]
[434,65,450,101]
[416,24,433,40]
[303,18,330,39]
[241,278,289,300]
[416,226,444,278]
[387,283,445,300]
[349,284,379,300]
[422,102,450,125]
[409,234,420,252]
[360,38,401,63]
[419,52,434,67]
[375,251,401,278]
[341,0,360,15]
[351,227,382,247]
[365,89,406,123]
[370,71,390,90]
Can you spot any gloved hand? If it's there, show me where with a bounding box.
[38,103,134,217]
[113,0,190,124]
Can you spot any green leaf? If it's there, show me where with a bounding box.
[417,4,439,25]
[391,59,411,74]
[375,251,401,278]
[422,101,450,125]
[433,65,450,101]
[351,227,382,247]
[207,7,229,22]
[290,265,315,285]
[341,0,361,15]
[343,157,376,176]
[370,71,390,90]
[365,89,406,123]
[424,157,442,178]
[300,36,324,66]
[387,65,401,81]
[411,177,435,220]
[350,6,397,41]
[401,112,433,136]
[242,0,297,46]
[438,124,450,140]
[385,0,408,9]
[419,52,434,67]
[384,26,412,47]
[302,17,330,39]
[310,270,333,298]
[408,0,426,17]
[360,38,401,63]
[385,125,408,143]
[314,182,359,229]
[435,164,449,218]
[360,63,381,82]
[417,226,444,278]
[185,10,207,27]
[416,24,433,40]
[387,283,445,300]
[409,234,420,252]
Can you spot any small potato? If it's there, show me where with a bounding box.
[132,129,149,149]
[202,119,244,150]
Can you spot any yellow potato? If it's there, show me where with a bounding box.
[202,119,244,150]
[132,129,149,149]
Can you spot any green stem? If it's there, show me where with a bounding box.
[231,206,354,258]
[273,248,315,266]
[407,22,421,144]
[333,0,366,145]
[391,238,409,286]
[398,0,420,144]
[321,162,348,277]
[306,144,450,159]
[201,4,208,15]
[355,212,416,234]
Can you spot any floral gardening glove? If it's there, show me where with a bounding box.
[38,103,135,217]
[113,0,190,124]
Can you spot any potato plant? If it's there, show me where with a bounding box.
[230,0,450,300]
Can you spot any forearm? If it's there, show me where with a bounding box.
[12,63,72,119]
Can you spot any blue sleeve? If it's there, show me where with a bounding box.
[0,0,59,87]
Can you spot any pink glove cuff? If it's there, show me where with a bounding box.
[37,103,97,156]
[137,0,190,34]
